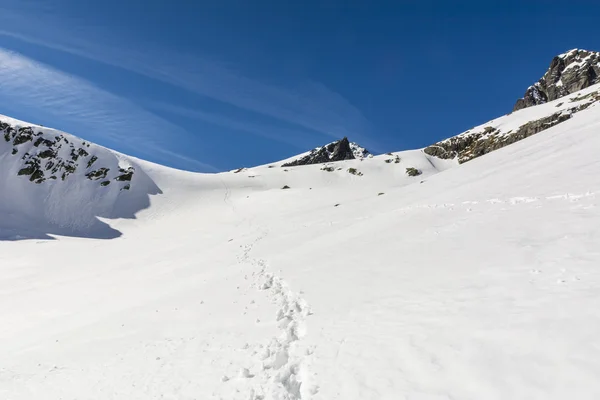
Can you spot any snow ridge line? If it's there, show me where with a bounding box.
[239,236,316,400]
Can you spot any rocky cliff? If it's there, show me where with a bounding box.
[424,49,600,164]
[425,85,599,164]
[514,49,600,111]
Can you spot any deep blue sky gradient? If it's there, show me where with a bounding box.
[0,0,598,171]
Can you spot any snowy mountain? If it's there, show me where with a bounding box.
[0,114,161,238]
[514,48,600,111]
[424,83,600,163]
[2,51,600,400]
[280,137,371,167]
[422,49,600,164]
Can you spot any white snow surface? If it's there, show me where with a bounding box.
[2,96,600,399]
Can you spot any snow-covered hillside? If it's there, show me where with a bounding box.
[1,83,600,399]
[425,82,600,163]
[0,114,163,239]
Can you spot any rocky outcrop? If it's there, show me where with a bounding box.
[405,167,421,177]
[514,49,600,111]
[425,90,599,164]
[282,137,371,167]
[1,120,134,189]
[424,49,600,166]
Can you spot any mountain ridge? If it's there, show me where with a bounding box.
[280,137,372,167]
[423,48,600,164]
[2,48,599,238]
[514,48,600,111]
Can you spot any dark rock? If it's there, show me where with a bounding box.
[38,149,55,159]
[33,137,55,147]
[18,165,37,177]
[406,167,422,177]
[86,167,110,180]
[63,162,76,174]
[115,167,134,181]
[282,137,369,167]
[30,170,45,183]
[13,127,35,145]
[424,110,577,164]
[70,147,88,161]
[514,49,600,111]
[87,156,98,169]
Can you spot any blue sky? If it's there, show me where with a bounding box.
[0,0,598,171]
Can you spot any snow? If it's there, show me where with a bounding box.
[558,48,580,59]
[558,49,599,73]
[348,142,372,159]
[2,92,600,399]
[0,114,162,239]
[443,82,600,144]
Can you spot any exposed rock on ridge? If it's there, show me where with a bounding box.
[425,87,600,164]
[282,137,371,167]
[1,120,134,189]
[514,49,600,111]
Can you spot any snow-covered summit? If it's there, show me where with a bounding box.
[514,48,600,111]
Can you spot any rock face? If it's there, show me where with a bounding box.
[424,87,600,164]
[423,49,600,165]
[282,137,371,167]
[514,49,600,111]
[1,120,134,189]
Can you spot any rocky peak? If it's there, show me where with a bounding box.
[514,49,600,111]
[282,137,371,167]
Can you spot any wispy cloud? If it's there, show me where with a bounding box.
[145,101,326,149]
[0,2,374,146]
[0,47,215,172]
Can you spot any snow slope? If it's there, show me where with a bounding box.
[1,98,600,399]
[425,82,600,163]
[0,114,162,240]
